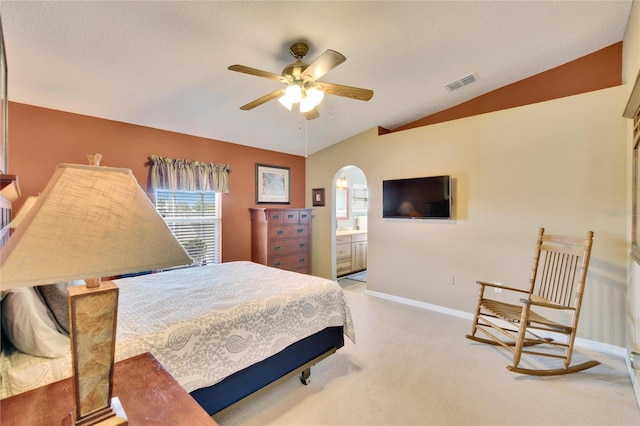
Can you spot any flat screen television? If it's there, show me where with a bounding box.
[382,175,451,219]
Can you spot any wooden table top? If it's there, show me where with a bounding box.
[0,352,217,425]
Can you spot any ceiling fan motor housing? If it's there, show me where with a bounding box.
[289,42,309,59]
[282,60,308,81]
[282,42,311,80]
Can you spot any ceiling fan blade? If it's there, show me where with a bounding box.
[305,108,320,120]
[301,49,346,81]
[228,64,284,82]
[321,82,374,101]
[240,89,285,110]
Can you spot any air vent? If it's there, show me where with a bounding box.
[445,73,477,91]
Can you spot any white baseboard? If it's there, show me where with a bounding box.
[364,289,626,358]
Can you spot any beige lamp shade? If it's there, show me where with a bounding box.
[0,164,192,289]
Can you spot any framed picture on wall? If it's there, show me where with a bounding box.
[312,188,325,207]
[256,163,290,204]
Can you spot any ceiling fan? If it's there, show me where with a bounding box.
[228,41,374,120]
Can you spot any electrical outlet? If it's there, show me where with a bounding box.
[494,282,503,293]
[448,276,455,285]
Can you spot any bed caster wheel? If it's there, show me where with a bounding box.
[300,368,311,385]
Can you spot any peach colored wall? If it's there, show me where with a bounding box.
[7,102,305,263]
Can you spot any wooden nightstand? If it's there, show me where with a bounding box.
[0,352,217,425]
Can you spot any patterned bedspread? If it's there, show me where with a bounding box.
[1,261,355,397]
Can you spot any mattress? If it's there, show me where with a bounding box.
[1,261,354,398]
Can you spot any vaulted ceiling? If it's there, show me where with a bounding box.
[1,1,633,156]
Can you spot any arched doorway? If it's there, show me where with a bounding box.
[333,166,368,283]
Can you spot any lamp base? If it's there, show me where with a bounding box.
[68,281,122,425]
[70,397,128,426]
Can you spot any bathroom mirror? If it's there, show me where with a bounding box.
[336,187,349,219]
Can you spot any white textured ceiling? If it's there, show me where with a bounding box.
[1,1,633,156]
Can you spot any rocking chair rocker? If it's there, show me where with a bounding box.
[466,228,599,376]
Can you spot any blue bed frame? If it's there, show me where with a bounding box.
[191,326,345,416]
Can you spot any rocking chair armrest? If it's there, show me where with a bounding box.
[520,298,576,311]
[476,281,528,294]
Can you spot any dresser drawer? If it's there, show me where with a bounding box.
[281,210,300,224]
[336,234,351,245]
[336,243,351,259]
[337,259,352,275]
[269,225,309,239]
[267,210,283,224]
[269,253,310,271]
[352,233,367,243]
[269,238,309,256]
[298,210,311,224]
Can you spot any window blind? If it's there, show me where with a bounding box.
[155,190,221,267]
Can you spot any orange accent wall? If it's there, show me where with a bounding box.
[392,42,623,132]
[7,102,305,263]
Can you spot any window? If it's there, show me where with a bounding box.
[155,190,221,267]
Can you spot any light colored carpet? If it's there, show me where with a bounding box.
[215,285,640,425]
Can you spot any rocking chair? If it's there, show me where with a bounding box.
[466,228,599,376]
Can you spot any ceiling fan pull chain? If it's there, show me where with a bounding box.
[305,118,308,159]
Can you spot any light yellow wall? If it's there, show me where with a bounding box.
[308,86,627,347]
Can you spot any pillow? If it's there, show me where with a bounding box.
[37,281,84,335]
[1,287,70,358]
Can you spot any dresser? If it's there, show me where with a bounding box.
[249,208,312,274]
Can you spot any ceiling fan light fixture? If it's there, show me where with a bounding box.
[299,95,315,113]
[283,84,302,104]
[306,86,324,106]
[278,96,293,111]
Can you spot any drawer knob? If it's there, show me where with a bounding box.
[277,230,284,235]
[275,246,281,251]
[273,214,279,219]
[300,243,306,248]
[299,258,306,263]
[288,214,294,218]
[274,262,281,267]
[297,228,303,233]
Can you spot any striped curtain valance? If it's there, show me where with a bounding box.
[148,155,231,193]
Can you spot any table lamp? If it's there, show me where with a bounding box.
[0,161,192,425]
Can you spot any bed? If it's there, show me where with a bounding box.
[0,261,355,416]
